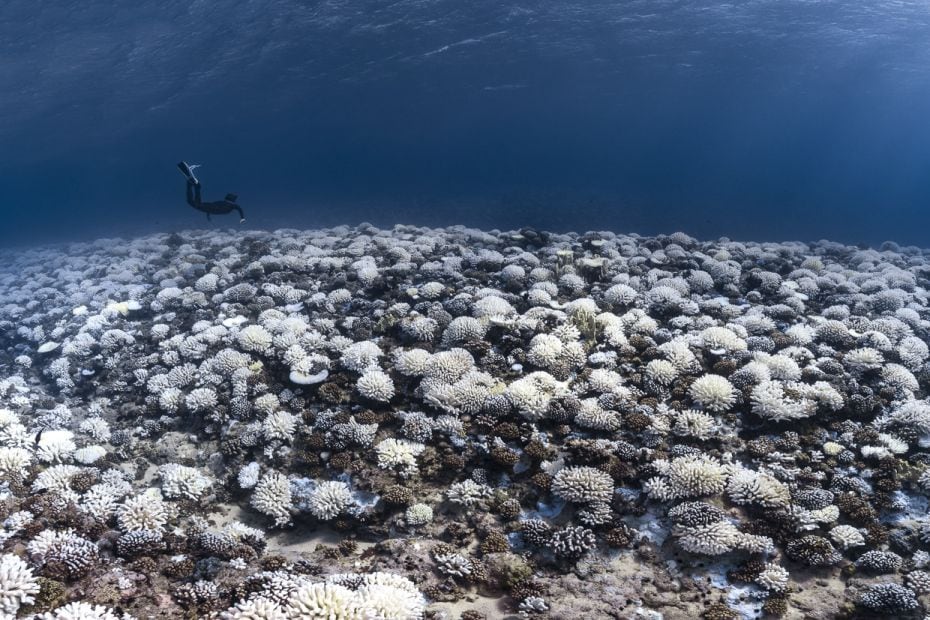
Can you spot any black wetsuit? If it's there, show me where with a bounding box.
[186,181,245,221]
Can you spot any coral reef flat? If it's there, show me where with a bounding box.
[2,225,930,619]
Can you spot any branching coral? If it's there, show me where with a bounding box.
[688,375,736,412]
[251,472,294,527]
[645,455,731,501]
[550,466,614,504]
[0,553,39,614]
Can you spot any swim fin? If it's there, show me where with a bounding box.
[177,161,201,184]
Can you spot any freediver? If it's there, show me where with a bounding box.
[177,161,245,223]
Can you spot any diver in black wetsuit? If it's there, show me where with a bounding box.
[177,161,245,223]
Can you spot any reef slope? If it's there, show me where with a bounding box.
[0,226,929,619]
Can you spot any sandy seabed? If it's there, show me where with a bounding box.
[1,224,930,619]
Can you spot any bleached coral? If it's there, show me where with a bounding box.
[238,462,261,490]
[755,563,790,592]
[158,464,213,500]
[435,552,472,577]
[284,582,360,619]
[238,325,274,353]
[117,490,173,532]
[78,417,110,442]
[404,503,433,526]
[32,464,82,494]
[527,334,565,369]
[473,295,516,319]
[262,411,298,443]
[898,335,929,369]
[726,468,790,509]
[671,409,715,439]
[645,359,678,389]
[357,369,395,402]
[36,429,76,463]
[393,348,432,376]
[0,553,39,614]
[750,380,815,422]
[185,387,218,413]
[375,439,425,478]
[688,375,736,412]
[882,363,919,393]
[551,466,614,504]
[505,371,568,420]
[220,597,286,620]
[0,447,32,477]
[549,525,597,558]
[307,481,354,521]
[341,341,383,372]
[828,525,865,550]
[447,479,492,507]
[586,368,623,393]
[441,316,488,346]
[699,326,747,352]
[72,445,107,465]
[645,455,731,501]
[251,472,294,527]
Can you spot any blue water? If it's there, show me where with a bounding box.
[2,1,930,247]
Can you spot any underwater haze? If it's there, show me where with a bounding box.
[2,0,930,246]
[11,4,930,619]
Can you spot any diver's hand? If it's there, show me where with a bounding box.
[239,218,246,224]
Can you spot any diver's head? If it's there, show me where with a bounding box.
[224,192,239,203]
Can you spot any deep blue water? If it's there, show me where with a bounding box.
[2,1,930,247]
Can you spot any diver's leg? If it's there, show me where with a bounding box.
[186,181,203,207]
[186,181,197,207]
